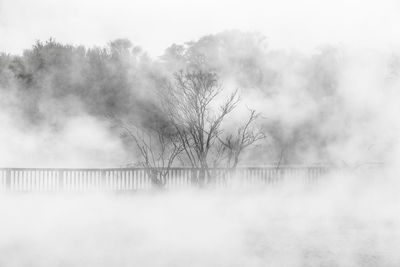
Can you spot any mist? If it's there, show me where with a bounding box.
[1,171,399,267]
[1,33,399,166]
[1,0,400,265]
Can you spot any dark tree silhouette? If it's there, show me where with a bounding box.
[163,70,240,185]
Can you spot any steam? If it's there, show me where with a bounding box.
[0,29,400,267]
[0,113,128,168]
[0,173,399,266]
[1,33,400,167]
[1,0,400,264]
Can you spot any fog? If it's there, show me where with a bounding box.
[1,35,399,267]
[0,170,399,266]
[1,0,400,265]
[1,35,399,167]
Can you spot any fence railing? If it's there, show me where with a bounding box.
[0,166,335,192]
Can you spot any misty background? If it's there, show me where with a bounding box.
[1,31,399,167]
[1,0,400,168]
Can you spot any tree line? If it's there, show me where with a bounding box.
[1,31,367,174]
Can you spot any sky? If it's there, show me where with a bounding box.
[0,0,399,57]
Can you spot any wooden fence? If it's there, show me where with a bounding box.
[0,166,333,192]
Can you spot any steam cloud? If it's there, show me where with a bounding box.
[0,173,399,267]
[0,31,399,167]
[1,31,400,266]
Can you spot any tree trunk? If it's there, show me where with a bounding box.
[149,169,164,189]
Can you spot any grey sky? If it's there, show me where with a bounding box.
[0,0,399,56]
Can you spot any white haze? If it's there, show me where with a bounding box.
[228,47,400,165]
[0,113,129,168]
[0,171,399,267]
[1,46,400,167]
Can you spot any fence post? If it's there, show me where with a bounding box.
[190,169,198,186]
[58,170,64,191]
[101,170,106,191]
[5,169,11,192]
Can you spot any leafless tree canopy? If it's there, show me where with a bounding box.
[114,69,265,186]
[165,70,238,165]
[161,70,265,184]
[115,117,183,187]
[219,109,266,169]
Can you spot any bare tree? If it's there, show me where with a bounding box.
[116,118,183,188]
[163,70,239,185]
[219,109,266,169]
[113,69,264,188]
